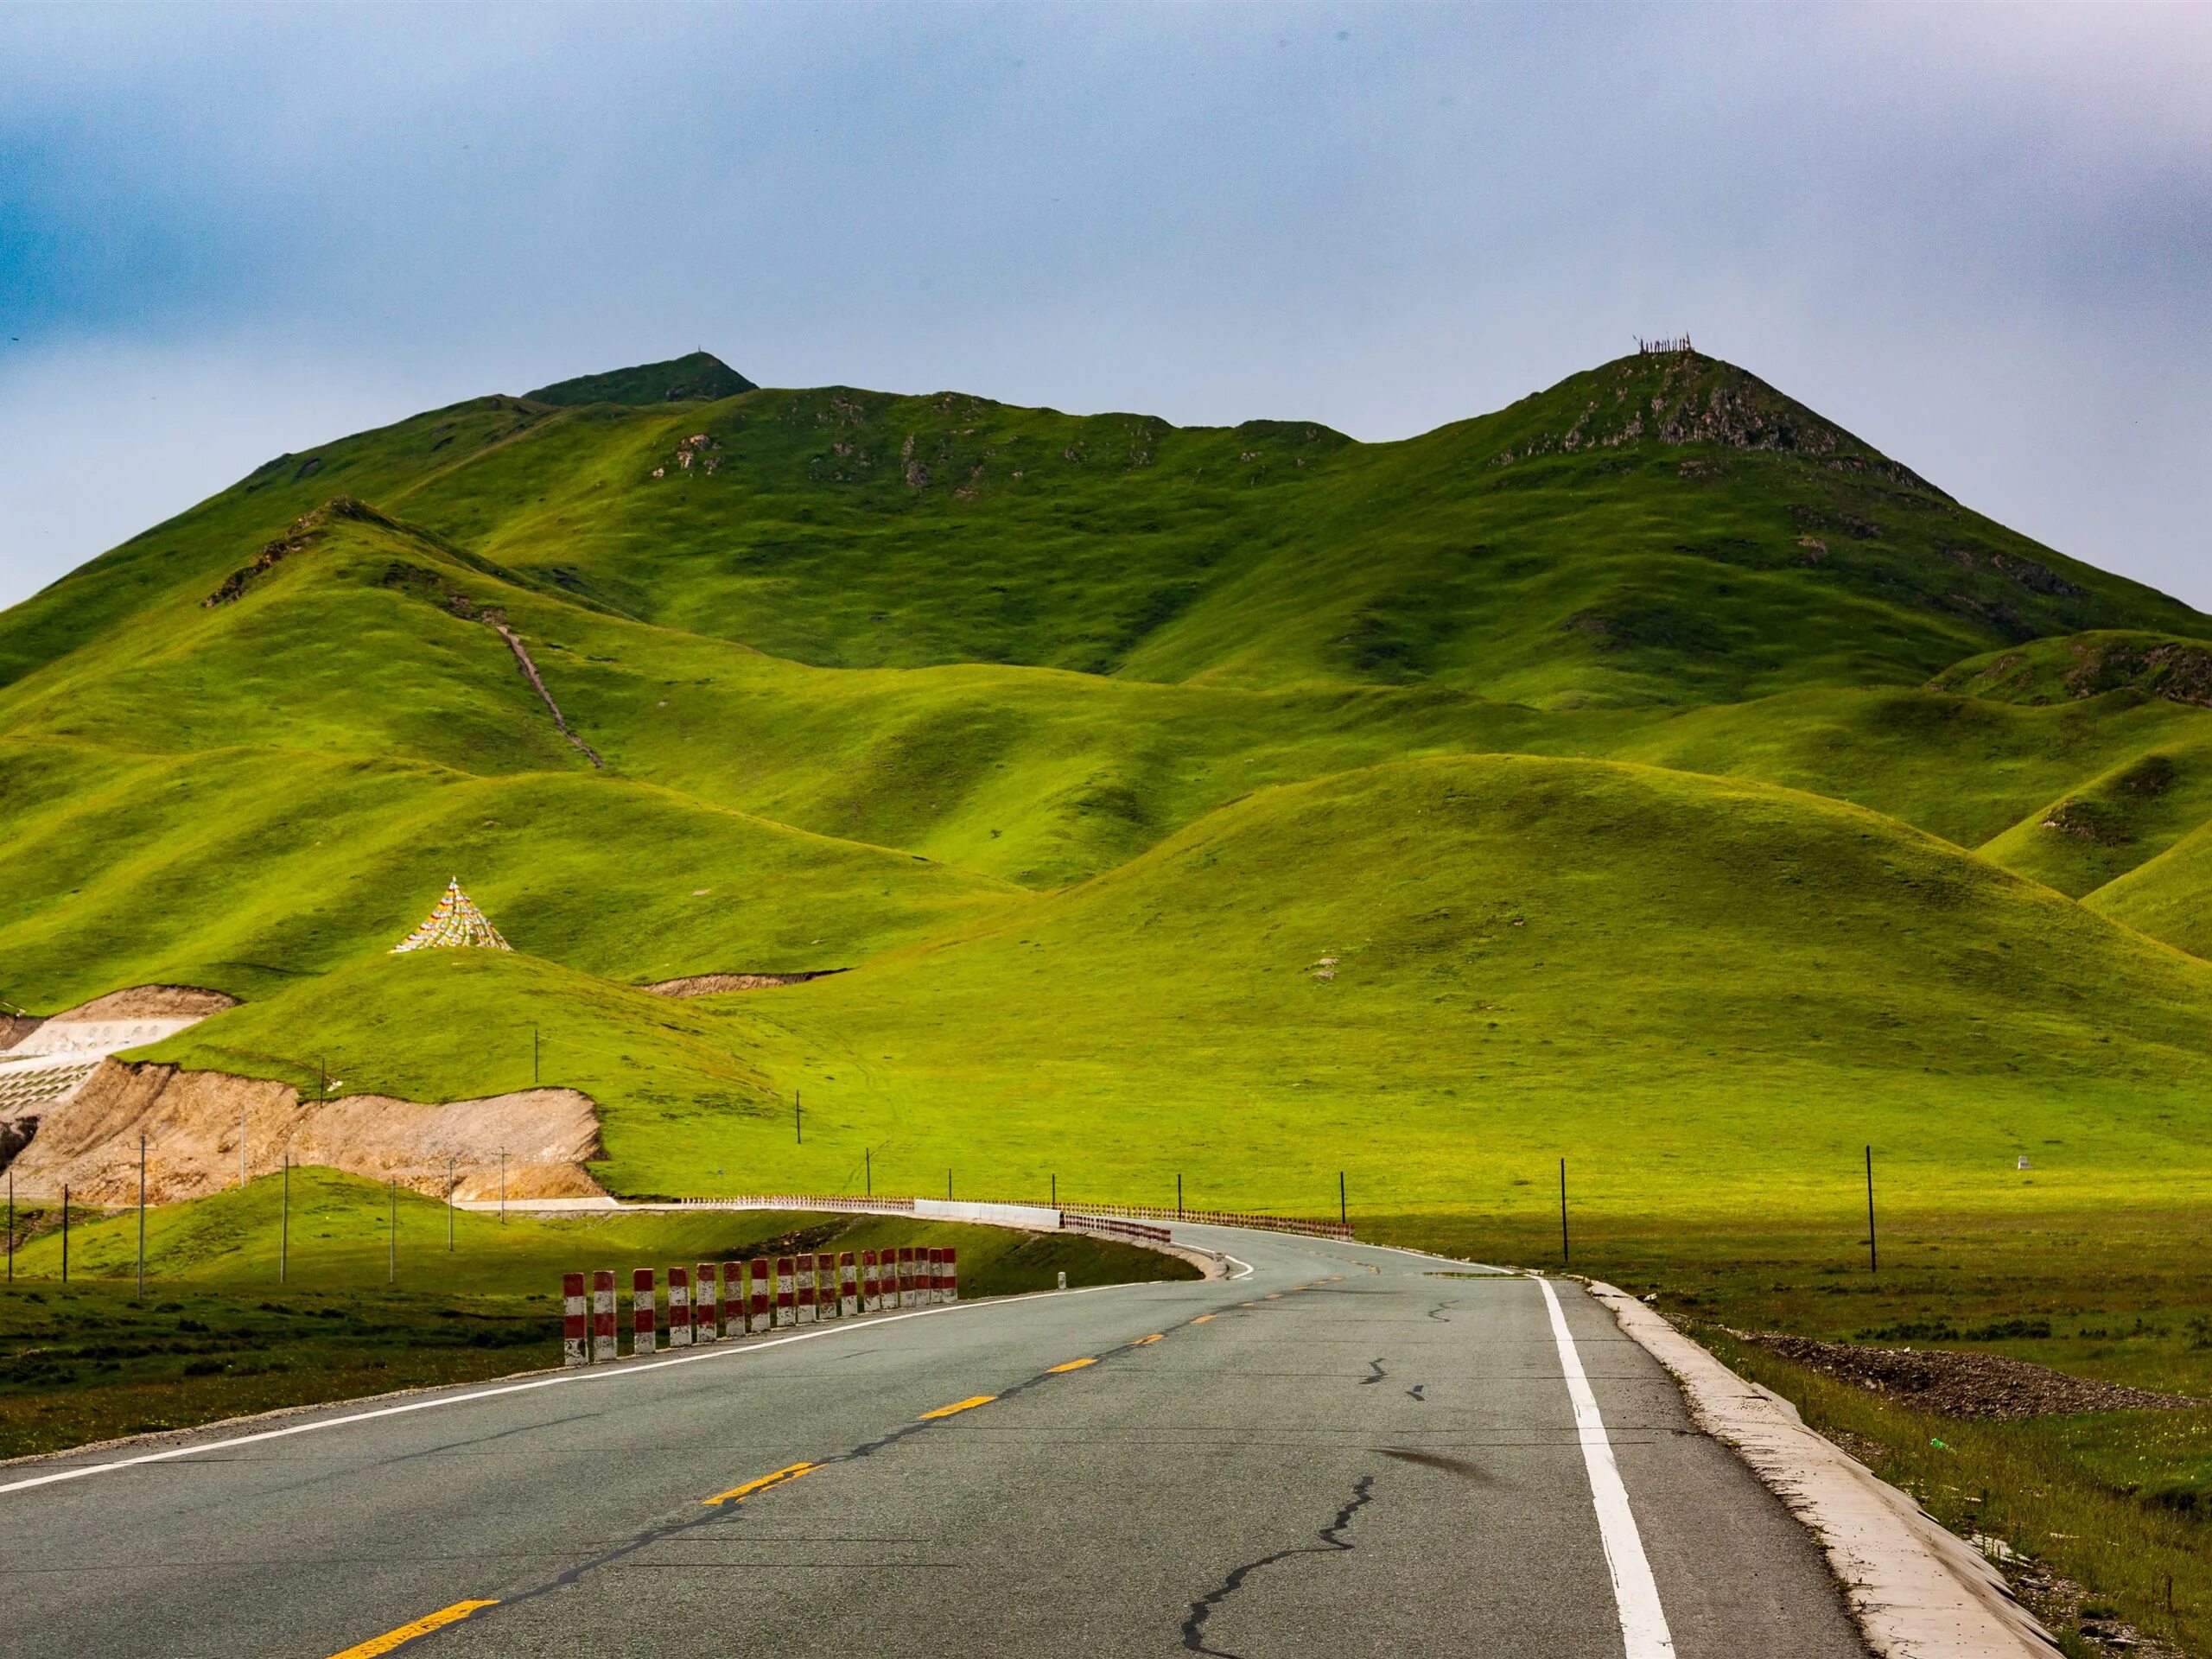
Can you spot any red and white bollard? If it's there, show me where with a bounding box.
[693,1262,717,1343]
[944,1247,958,1303]
[795,1253,817,1323]
[750,1257,771,1329]
[839,1251,858,1317]
[632,1268,657,1355]
[861,1249,881,1312]
[563,1272,588,1366]
[592,1270,618,1363]
[668,1265,692,1347]
[897,1246,914,1306]
[774,1255,796,1326]
[928,1248,944,1304]
[722,1262,746,1338]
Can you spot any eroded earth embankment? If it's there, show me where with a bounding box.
[5,1058,604,1205]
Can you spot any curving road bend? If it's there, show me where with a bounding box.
[0,1224,1867,1657]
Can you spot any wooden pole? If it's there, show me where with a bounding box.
[1866,1146,1878,1273]
[137,1135,147,1300]
[1559,1159,1569,1268]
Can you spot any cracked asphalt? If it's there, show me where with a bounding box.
[0,1224,1869,1656]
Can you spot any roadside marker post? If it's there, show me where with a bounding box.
[693,1262,717,1343]
[562,1273,588,1366]
[668,1266,692,1347]
[774,1256,795,1326]
[591,1271,617,1363]
[748,1258,770,1329]
[721,1262,745,1338]
[631,1268,657,1355]
[929,1247,945,1303]
[795,1253,817,1322]
[896,1246,914,1306]
[839,1250,858,1316]
[944,1248,958,1302]
[861,1249,880,1311]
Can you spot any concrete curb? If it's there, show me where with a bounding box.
[1587,1281,2060,1659]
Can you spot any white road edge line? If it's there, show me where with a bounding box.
[0,1283,1129,1497]
[1222,1255,1254,1281]
[1538,1274,1676,1659]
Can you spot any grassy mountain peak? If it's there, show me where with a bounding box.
[524,350,756,406]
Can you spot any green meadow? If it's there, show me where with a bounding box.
[6,347,2212,1641]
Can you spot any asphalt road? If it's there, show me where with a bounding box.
[0,1224,1868,1657]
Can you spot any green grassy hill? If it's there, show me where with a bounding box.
[7,346,2212,1224]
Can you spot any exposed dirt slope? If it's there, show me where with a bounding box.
[645,971,839,995]
[8,1060,603,1205]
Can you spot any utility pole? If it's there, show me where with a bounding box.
[1177,1173,1183,1221]
[946,1168,952,1201]
[1559,1159,1570,1268]
[1339,1171,1346,1228]
[446,1157,454,1251]
[1866,1146,1878,1274]
[532,1025,539,1087]
[795,1092,802,1145]
[499,1149,508,1224]
[60,1185,68,1283]
[388,1177,397,1285]
[136,1135,148,1300]
[280,1159,289,1282]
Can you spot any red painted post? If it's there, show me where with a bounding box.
[839,1250,858,1317]
[632,1268,657,1355]
[944,1247,958,1303]
[668,1265,692,1348]
[861,1249,880,1312]
[896,1246,914,1306]
[795,1252,817,1323]
[749,1257,770,1328]
[928,1247,945,1303]
[721,1262,745,1338]
[774,1255,796,1326]
[563,1272,588,1366]
[592,1270,617,1363]
[693,1262,717,1343]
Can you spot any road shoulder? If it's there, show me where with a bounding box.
[1586,1281,2060,1659]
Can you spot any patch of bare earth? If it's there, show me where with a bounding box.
[8,1059,603,1205]
[1747,1332,2197,1420]
[645,971,838,996]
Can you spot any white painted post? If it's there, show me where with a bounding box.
[722,1262,746,1338]
[632,1268,657,1355]
[839,1250,858,1317]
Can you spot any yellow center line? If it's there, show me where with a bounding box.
[919,1394,997,1419]
[327,1600,499,1659]
[1046,1357,1097,1373]
[1191,1314,1215,1325]
[1263,1293,1281,1300]
[703,1460,819,1506]
[1132,1333,1165,1345]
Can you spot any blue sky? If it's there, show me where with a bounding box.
[2,3,2207,609]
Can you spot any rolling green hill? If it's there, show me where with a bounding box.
[7,346,2212,1224]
